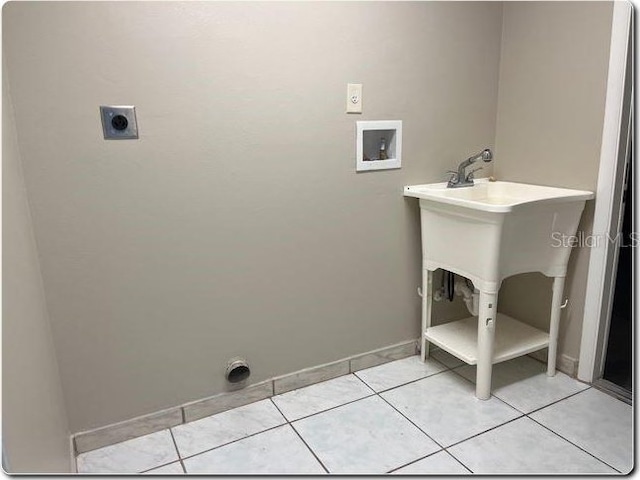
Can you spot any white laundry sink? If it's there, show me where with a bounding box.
[404,179,594,212]
[404,179,594,293]
[404,178,594,400]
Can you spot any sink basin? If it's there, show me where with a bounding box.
[404,179,594,292]
[404,179,594,213]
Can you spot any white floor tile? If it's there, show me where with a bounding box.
[355,355,446,392]
[392,451,469,474]
[143,462,185,474]
[182,425,325,474]
[272,374,373,421]
[530,388,633,473]
[454,355,589,413]
[292,395,439,473]
[448,417,615,474]
[381,371,521,447]
[171,398,286,458]
[76,429,178,474]
[429,347,465,369]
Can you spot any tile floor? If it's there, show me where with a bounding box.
[76,352,633,475]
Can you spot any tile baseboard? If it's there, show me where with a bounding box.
[557,354,579,377]
[527,348,579,377]
[183,380,274,423]
[349,339,418,372]
[273,359,350,395]
[74,407,182,454]
[69,434,77,472]
[72,338,419,454]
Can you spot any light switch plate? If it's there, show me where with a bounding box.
[346,83,362,113]
[100,105,139,139]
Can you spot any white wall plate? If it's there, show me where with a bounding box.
[356,120,402,172]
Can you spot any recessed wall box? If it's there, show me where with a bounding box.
[100,105,139,139]
[356,120,402,172]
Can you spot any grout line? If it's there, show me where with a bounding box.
[526,414,622,473]
[269,398,330,474]
[355,369,444,401]
[176,422,287,463]
[366,368,449,395]
[444,414,525,450]
[284,391,379,423]
[288,424,331,474]
[272,375,377,423]
[351,356,453,397]
[386,449,445,473]
[167,428,187,474]
[447,363,593,416]
[442,449,473,473]
[445,366,532,415]
[139,458,184,475]
[421,365,525,417]
[524,386,592,416]
[367,390,445,452]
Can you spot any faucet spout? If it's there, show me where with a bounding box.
[462,149,492,168]
[448,148,493,188]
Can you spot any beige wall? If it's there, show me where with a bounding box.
[3,1,503,432]
[494,2,613,361]
[2,62,71,472]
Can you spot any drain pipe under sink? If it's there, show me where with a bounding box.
[454,279,479,316]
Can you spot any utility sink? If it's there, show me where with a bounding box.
[404,179,594,212]
[404,179,594,292]
[404,178,594,400]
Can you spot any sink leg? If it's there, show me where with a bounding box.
[476,290,497,400]
[421,269,433,362]
[547,276,566,376]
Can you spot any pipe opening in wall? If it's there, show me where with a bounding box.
[226,357,250,383]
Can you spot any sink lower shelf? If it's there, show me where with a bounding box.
[425,313,549,365]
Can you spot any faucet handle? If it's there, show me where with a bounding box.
[445,170,458,182]
[465,166,483,181]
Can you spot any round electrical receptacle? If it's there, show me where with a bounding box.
[111,115,129,131]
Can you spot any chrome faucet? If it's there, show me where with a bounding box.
[447,148,493,188]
